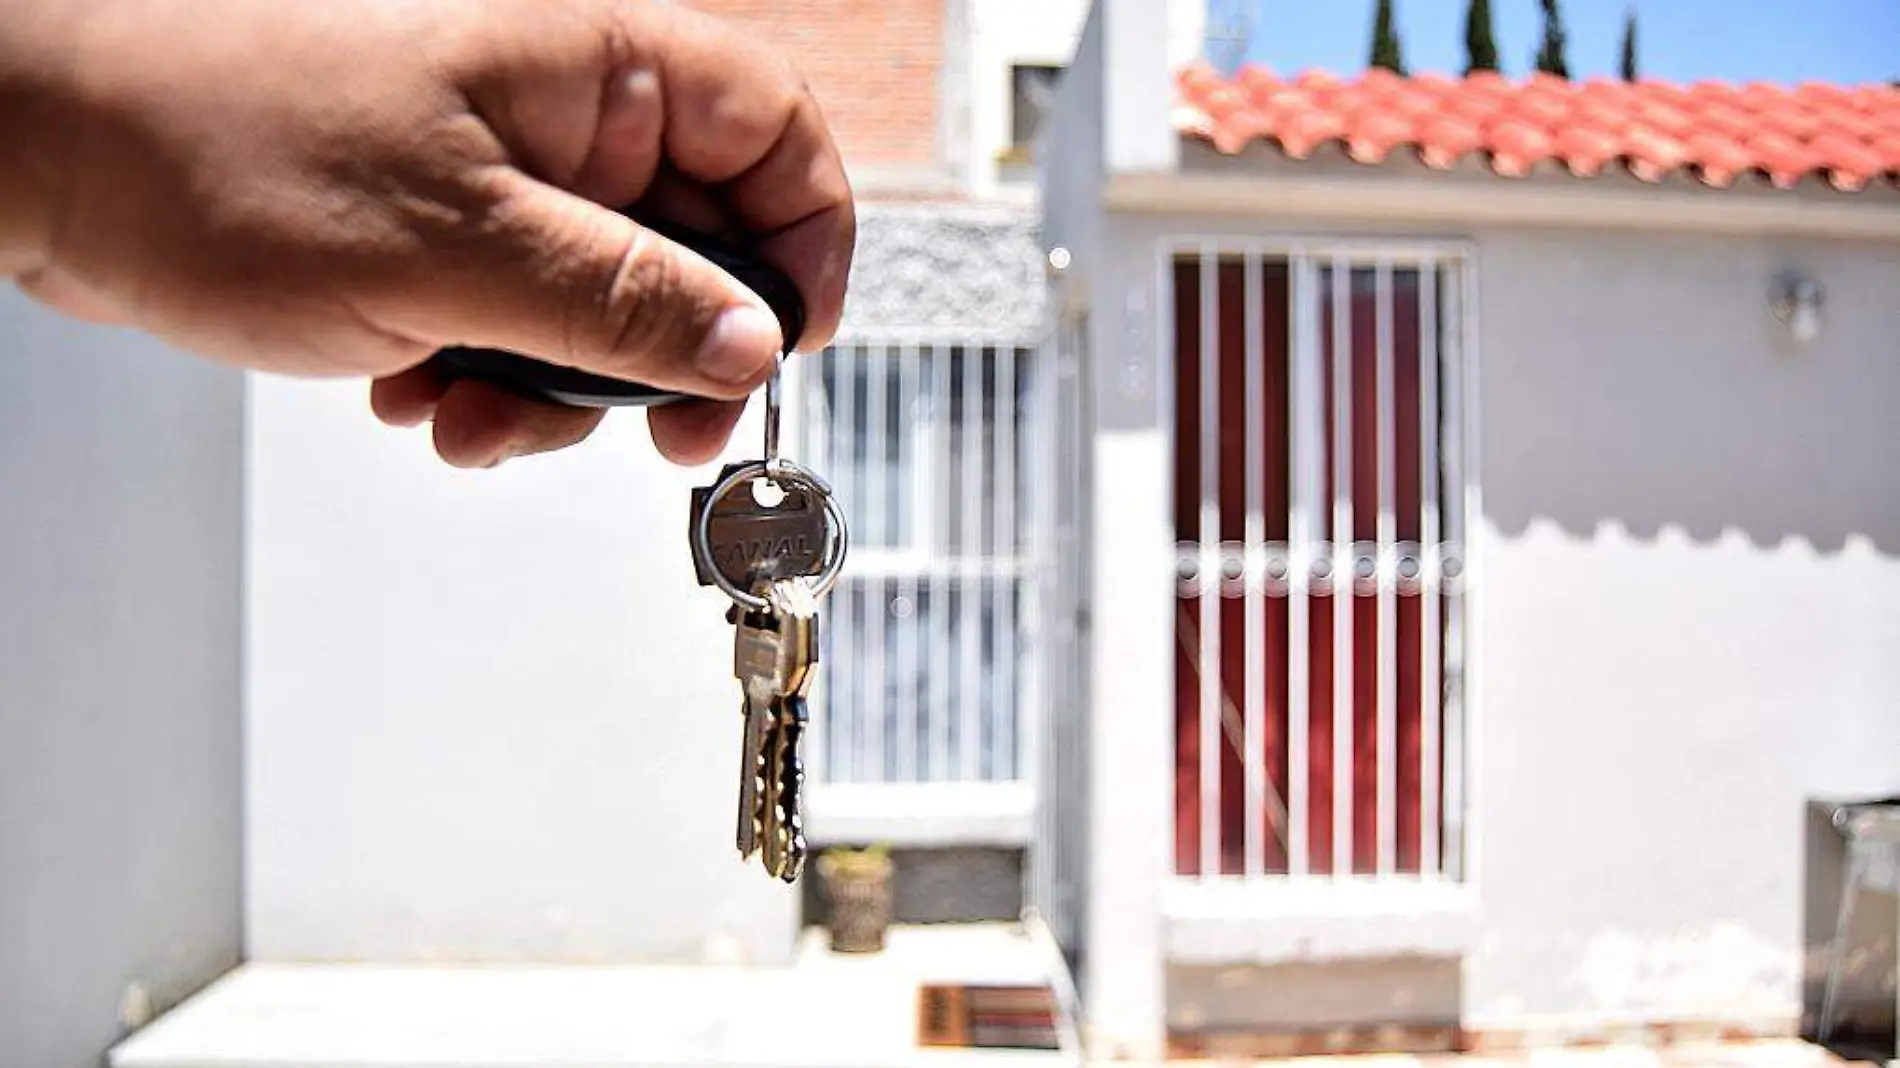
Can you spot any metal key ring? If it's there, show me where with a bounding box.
[692,457,848,611]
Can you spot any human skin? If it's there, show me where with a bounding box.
[0,0,855,468]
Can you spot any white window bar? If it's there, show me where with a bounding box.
[1442,262,1471,880]
[864,344,890,780]
[1375,260,1397,878]
[1419,264,1441,876]
[895,343,920,783]
[835,344,860,782]
[795,357,828,785]
[1198,247,1221,881]
[1331,254,1355,876]
[1288,254,1320,878]
[995,344,1017,780]
[1241,253,1266,879]
[959,347,982,782]
[932,343,954,781]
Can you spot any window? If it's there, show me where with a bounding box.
[1007,64,1063,162]
[796,342,1042,786]
[1166,245,1472,884]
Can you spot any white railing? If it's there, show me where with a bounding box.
[790,339,1047,803]
[1164,241,1473,883]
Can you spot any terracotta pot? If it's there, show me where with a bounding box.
[819,852,894,954]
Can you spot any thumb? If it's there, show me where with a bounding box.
[392,174,784,400]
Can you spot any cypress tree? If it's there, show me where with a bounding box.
[1370,0,1406,74]
[1534,0,1571,79]
[1619,10,1638,81]
[1464,0,1500,74]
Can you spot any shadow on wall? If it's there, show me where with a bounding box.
[1478,229,1900,557]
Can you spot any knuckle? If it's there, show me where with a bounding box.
[590,228,701,372]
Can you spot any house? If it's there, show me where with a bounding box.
[10,0,1900,1065]
[1031,0,1900,1061]
[3,0,1189,1066]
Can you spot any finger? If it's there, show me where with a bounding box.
[369,364,451,427]
[430,378,608,468]
[647,397,747,467]
[637,4,856,351]
[571,64,666,207]
[632,163,738,239]
[375,173,784,402]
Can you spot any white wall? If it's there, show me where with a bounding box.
[1089,207,1900,1035]
[1469,225,1900,1030]
[245,379,798,965]
[962,0,1202,198]
[0,294,244,1065]
[966,0,1090,198]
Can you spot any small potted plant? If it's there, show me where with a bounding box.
[818,843,894,954]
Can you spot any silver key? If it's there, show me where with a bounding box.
[692,357,846,883]
[732,608,781,862]
[731,578,819,881]
[759,578,819,881]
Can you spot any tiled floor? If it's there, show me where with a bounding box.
[1164,1041,1890,1068]
[109,922,1082,1068]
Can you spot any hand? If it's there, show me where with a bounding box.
[0,0,855,467]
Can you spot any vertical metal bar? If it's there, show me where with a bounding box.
[1198,248,1221,880]
[995,343,1018,780]
[1419,264,1442,876]
[1442,261,1469,881]
[960,345,983,781]
[1288,253,1315,878]
[932,344,954,781]
[1375,260,1398,877]
[1242,252,1265,880]
[834,344,859,782]
[799,352,827,785]
[895,343,919,783]
[1331,256,1354,875]
[864,343,889,782]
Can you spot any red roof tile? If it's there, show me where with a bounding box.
[1175,62,1900,192]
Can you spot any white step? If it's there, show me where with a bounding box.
[110,923,1081,1068]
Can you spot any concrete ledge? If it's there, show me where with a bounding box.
[110,924,1079,1068]
[807,782,1036,847]
[1162,878,1479,964]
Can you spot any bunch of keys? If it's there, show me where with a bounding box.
[420,211,847,883]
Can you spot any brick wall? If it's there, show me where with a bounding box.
[684,0,945,171]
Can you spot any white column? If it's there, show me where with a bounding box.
[1082,263,1168,1063]
[1103,0,1180,174]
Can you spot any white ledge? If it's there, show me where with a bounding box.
[806,782,1035,847]
[1162,878,1479,964]
[1105,171,1900,243]
[112,924,1080,1068]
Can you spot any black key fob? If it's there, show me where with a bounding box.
[422,212,806,408]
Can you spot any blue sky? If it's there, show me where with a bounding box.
[1206,0,1900,86]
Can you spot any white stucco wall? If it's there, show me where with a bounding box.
[1469,224,1900,1030]
[1087,207,1900,1036]
[244,381,798,965]
[966,0,1090,199]
[962,0,1202,198]
[1,295,244,1066]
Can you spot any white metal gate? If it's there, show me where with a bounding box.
[1165,240,1474,884]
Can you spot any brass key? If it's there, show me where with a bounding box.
[731,577,820,881]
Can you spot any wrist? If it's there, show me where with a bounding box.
[0,6,78,276]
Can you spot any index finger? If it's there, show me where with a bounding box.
[628,4,856,352]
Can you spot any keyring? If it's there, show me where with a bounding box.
[692,457,848,612]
